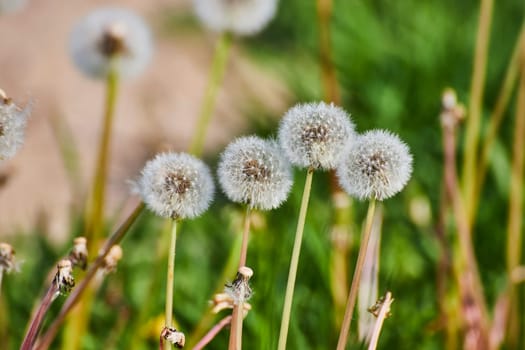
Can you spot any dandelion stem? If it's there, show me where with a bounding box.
[0,267,3,299]
[336,198,376,350]
[164,219,178,350]
[21,282,60,350]
[367,292,393,350]
[35,202,144,350]
[228,207,252,350]
[277,168,314,350]
[189,32,232,156]
[505,44,525,346]
[86,67,119,245]
[193,315,232,350]
[461,0,493,224]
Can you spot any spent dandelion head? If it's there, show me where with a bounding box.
[336,130,413,201]
[0,242,20,273]
[101,245,123,274]
[54,259,75,295]
[278,102,355,170]
[69,7,153,79]
[161,327,185,349]
[68,237,88,270]
[218,136,293,210]
[193,0,278,36]
[135,152,214,220]
[0,89,31,161]
[225,266,253,305]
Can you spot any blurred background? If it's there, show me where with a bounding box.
[0,0,524,349]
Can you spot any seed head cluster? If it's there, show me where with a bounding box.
[218,136,292,210]
[136,153,214,220]
[278,102,355,170]
[193,0,278,36]
[0,91,31,161]
[336,130,413,201]
[69,7,153,79]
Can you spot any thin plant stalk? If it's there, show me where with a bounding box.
[21,284,59,350]
[228,207,252,350]
[367,292,393,350]
[461,0,494,224]
[35,202,144,350]
[86,67,119,244]
[277,168,314,350]
[194,316,232,350]
[505,46,525,347]
[189,32,232,156]
[0,267,3,299]
[473,23,525,220]
[336,198,376,350]
[164,219,178,350]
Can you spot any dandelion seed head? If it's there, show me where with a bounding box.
[225,266,253,305]
[193,0,278,36]
[135,152,214,220]
[278,102,355,170]
[0,92,31,161]
[218,136,292,210]
[337,130,413,201]
[69,7,153,79]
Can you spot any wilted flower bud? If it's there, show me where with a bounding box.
[135,153,215,220]
[193,0,278,36]
[69,7,153,79]
[101,245,123,274]
[218,136,292,210]
[336,130,413,201]
[225,266,253,305]
[68,237,88,270]
[0,242,20,273]
[54,259,75,294]
[0,89,31,161]
[161,327,185,348]
[278,102,355,170]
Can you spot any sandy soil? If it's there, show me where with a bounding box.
[0,0,289,241]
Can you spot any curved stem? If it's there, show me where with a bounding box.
[336,198,376,350]
[164,220,178,350]
[189,32,232,156]
[35,202,144,350]
[277,169,314,350]
[193,315,232,350]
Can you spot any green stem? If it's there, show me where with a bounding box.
[505,44,525,347]
[228,207,252,350]
[462,0,494,224]
[277,169,314,350]
[336,198,377,350]
[474,22,525,222]
[189,32,232,156]
[86,68,119,246]
[164,220,178,350]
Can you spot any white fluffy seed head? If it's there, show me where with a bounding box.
[135,153,215,220]
[193,0,278,36]
[218,136,293,210]
[69,7,153,79]
[278,102,355,170]
[0,93,31,161]
[336,130,413,201]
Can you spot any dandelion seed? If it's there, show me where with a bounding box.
[278,102,355,170]
[218,136,292,210]
[336,130,413,201]
[69,7,153,79]
[0,89,31,161]
[193,0,278,36]
[135,153,214,220]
